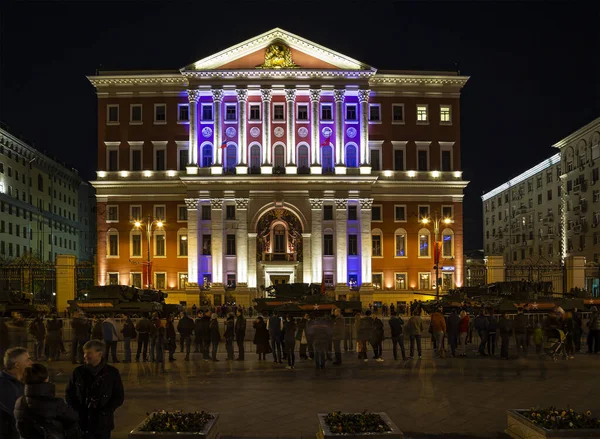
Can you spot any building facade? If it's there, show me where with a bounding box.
[89,28,469,306]
[0,127,95,263]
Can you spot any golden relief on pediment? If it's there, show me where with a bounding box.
[257,44,299,69]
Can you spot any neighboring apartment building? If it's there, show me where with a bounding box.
[0,127,95,263]
[89,28,469,306]
[482,153,562,264]
[78,182,97,262]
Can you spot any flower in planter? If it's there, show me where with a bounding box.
[140,410,214,433]
[522,407,600,430]
[324,411,392,434]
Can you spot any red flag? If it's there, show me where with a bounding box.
[220,140,228,149]
[320,136,331,147]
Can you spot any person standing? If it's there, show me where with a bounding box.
[309,316,332,370]
[148,314,160,363]
[332,309,345,365]
[234,309,246,361]
[193,311,204,353]
[14,363,79,439]
[28,315,45,362]
[446,309,461,358]
[458,310,470,357]
[253,316,270,360]
[91,318,103,341]
[388,311,406,361]
[165,315,177,362]
[46,315,63,362]
[209,314,221,362]
[474,309,490,356]
[513,307,529,357]
[121,315,136,363]
[71,312,91,365]
[199,311,212,361]
[487,311,498,356]
[430,307,447,359]
[135,313,153,362]
[498,313,513,359]
[406,311,423,359]
[153,318,165,370]
[267,311,283,364]
[283,315,297,369]
[370,312,385,361]
[0,347,32,439]
[357,311,373,361]
[224,313,235,361]
[296,314,309,360]
[177,312,195,361]
[65,340,124,439]
[102,317,120,363]
[573,307,582,352]
[191,304,197,317]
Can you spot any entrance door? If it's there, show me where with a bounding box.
[442,273,454,291]
[270,275,290,285]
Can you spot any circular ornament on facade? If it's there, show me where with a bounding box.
[322,127,333,137]
[297,127,308,138]
[250,127,261,138]
[346,127,357,139]
[274,127,285,138]
[201,127,213,138]
[225,127,237,138]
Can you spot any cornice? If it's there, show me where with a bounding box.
[370,74,469,88]
[87,74,188,88]
[182,69,374,80]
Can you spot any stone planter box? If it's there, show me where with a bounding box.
[129,412,220,439]
[317,413,403,439]
[506,410,600,439]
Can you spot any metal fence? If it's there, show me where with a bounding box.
[0,262,56,307]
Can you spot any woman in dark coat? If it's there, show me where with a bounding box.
[224,313,235,361]
[91,318,103,340]
[209,314,221,362]
[283,315,297,369]
[253,316,270,360]
[14,363,79,439]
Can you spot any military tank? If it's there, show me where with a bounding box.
[253,283,362,316]
[68,285,181,317]
[0,289,50,317]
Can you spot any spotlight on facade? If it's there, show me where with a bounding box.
[407,170,416,178]
[134,221,141,228]
[156,221,164,228]
[98,171,107,178]
[431,170,440,178]
[444,218,452,225]
[383,170,393,178]
[120,171,129,178]
[144,170,153,178]
[453,171,462,178]
[181,235,187,241]
[167,170,176,177]
[421,218,430,224]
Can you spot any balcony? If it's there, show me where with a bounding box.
[259,252,298,262]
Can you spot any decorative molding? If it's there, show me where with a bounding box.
[225,127,237,138]
[309,89,321,103]
[185,198,199,210]
[260,89,273,102]
[346,127,357,139]
[250,127,261,138]
[88,75,187,87]
[309,198,324,210]
[284,88,297,102]
[333,89,346,103]
[357,89,371,103]
[369,74,469,87]
[235,198,250,209]
[236,88,248,102]
[298,127,308,138]
[202,127,213,138]
[211,89,224,102]
[210,198,224,209]
[359,198,374,210]
[274,127,284,138]
[335,198,348,210]
[182,70,374,80]
[322,127,333,137]
[187,89,201,103]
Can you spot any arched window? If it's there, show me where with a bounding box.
[202,144,213,167]
[274,144,285,168]
[130,229,142,258]
[346,144,358,168]
[37,174,44,192]
[273,224,286,253]
[442,228,454,258]
[297,144,309,169]
[322,145,333,172]
[226,144,237,170]
[178,228,188,257]
[418,228,430,258]
[394,228,407,257]
[250,144,261,169]
[371,228,383,257]
[107,228,119,258]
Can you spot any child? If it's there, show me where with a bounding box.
[533,323,543,354]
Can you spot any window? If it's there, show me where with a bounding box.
[372,273,383,290]
[345,104,357,121]
[440,105,451,124]
[419,272,431,290]
[107,105,119,124]
[418,205,430,220]
[155,148,166,171]
[348,234,358,255]
[178,205,188,221]
[226,234,236,255]
[392,104,404,123]
[372,233,382,257]
[395,230,406,257]
[297,104,308,121]
[441,150,452,171]
[442,229,454,257]
[346,144,358,168]
[417,105,428,123]
[178,273,188,289]
[273,104,284,121]
[371,205,382,222]
[324,234,334,256]
[178,148,189,171]
[370,148,381,171]
[274,145,285,168]
[226,205,236,220]
[369,104,381,122]
[225,104,237,121]
[155,273,166,290]
[107,230,119,257]
[154,205,165,221]
[201,205,211,220]
[131,149,142,171]
[395,273,407,290]
[154,104,166,123]
[395,205,406,222]
[201,104,213,121]
[547,189,553,201]
[538,194,542,205]
[155,232,165,257]
[130,105,142,123]
[131,205,141,221]
[107,205,118,222]
[108,273,119,286]
[130,273,142,288]
[179,233,188,256]
[320,104,332,121]
[419,229,430,257]
[131,233,141,257]
[417,150,428,171]
[394,149,404,171]
[178,104,189,122]
[348,205,358,221]
[323,205,333,221]
[442,206,453,221]
[107,149,118,172]
[202,235,212,255]
[202,144,213,167]
[226,274,236,289]
[249,104,260,121]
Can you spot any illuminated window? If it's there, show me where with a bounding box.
[130,272,142,288]
[348,234,358,255]
[395,229,407,257]
[107,229,119,257]
[417,105,428,123]
[442,228,454,258]
[369,104,381,122]
[419,229,430,257]
[178,273,188,289]
[178,232,188,257]
[440,105,451,123]
[154,232,166,257]
[201,104,213,121]
[107,205,118,223]
[324,234,334,256]
[418,205,430,220]
[419,272,431,290]
[372,229,383,257]
[130,205,141,221]
[226,234,236,256]
[372,273,383,290]
[108,273,119,285]
[155,273,166,290]
[395,273,407,290]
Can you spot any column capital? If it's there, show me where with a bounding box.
[212,88,224,103]
[335,198,348,210]
[184,198,199,210]
[187,89,201,103]
[302,233,312,238]
[260,88,273,102]
[357,89,371,103]
[359,198,374,210]
[309,88,322,103]
[235,198,250,210]
[333,89,346,103]
[248,232,258,238]
[236,88,248,102]
[309,198,324,210]
[210,198,224,209]
[284,88,297,102]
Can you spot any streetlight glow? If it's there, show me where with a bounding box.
[443,218,451,225]
[156,221,163,228]
[421,217,430,224]
[134,221,141,228]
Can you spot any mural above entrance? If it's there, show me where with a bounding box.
[257,208,303,261]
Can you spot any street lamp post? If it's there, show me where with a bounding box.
[134,215,164,288]
[421,213,451,300]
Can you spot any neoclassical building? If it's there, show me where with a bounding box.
[90,28,469,306]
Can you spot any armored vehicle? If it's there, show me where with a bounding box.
[0,289,49,317]
[253,283,362,316]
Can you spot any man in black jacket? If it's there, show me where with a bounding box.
[199,312,212,361]
[135,314,153,362]
[0,347,31,439]
[388,311,406,360]
[234,309,246,361]
[66,339,124,439]
[332,308,345,365]
[513,307,529,357]
[193,311,204,353]
[177,312,195,361]
[71,312,91,365]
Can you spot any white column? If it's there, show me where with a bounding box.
[285,88,296,168]
[236,89,248,172]
[310,198,323,283]
[235,198,249,285]
[335,198,348,286]
[334,88,346,173]
[309,89,321,172]
[212,89,224,169]
[302,233,312,284]
[358,89,371,173]
[248,233,257,289]
[187,90,200,171]
[210,198,224,286]
[185,198,199,284]
[261,88,272,170]
[360,197,373,287]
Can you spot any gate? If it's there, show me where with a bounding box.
[505,263,565,294]
[76,262,95,300]
[0,255,56,307]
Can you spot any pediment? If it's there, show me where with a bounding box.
[182,28,375,72]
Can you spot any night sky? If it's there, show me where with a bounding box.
[1,1,598,251]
